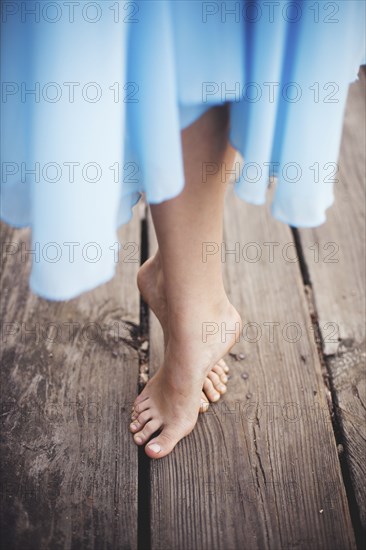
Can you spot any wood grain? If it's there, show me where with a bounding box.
[147,190,356,549]
[298,67,366,533]
[297,68,365,357]
[1,67,364,550]
[0,212,141,550]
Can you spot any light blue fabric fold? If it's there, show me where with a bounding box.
[1,1,365,300]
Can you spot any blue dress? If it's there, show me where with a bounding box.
[1,1,365,300]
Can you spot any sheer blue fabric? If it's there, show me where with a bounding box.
[1,1,365,300]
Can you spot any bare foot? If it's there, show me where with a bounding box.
[137,253,230,411]
[130,298,242,458]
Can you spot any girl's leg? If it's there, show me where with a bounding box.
[137,250,231,408]
[130,105,242,458]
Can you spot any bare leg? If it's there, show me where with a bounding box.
[130,105,242,458]
[137,251,230,409]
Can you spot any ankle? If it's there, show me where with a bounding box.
[150,249,162,270]
[167,294,240,340]
[137,252,164,298]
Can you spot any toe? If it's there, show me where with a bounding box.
[130,410,152,432]
[213,363,224,376]
[145,429,180,459]
[213,364,228,383]
[208,371,227,394]
[133,418,162,445]
[199,392,209,413]
[130,421,140,432]
[136,410,153,426]
[203,378,221,402]
[132,396,150,414]
[218,359,229,373]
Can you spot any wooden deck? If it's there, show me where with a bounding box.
[1,69,365,550]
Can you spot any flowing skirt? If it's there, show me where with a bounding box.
[1,0,365,300]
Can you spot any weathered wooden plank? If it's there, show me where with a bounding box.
[148,187,356,550]
[298,67,366,532]
[297,67,366,357]
[327,341,366,533]
[0,211,141,549]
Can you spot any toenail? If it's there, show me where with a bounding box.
[131,423,138,430]
[219,384,226,391]
[148,443,161,454]
[134,436,142,444]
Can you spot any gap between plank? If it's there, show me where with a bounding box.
[137,208,152,550]
[291,226,364,549]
